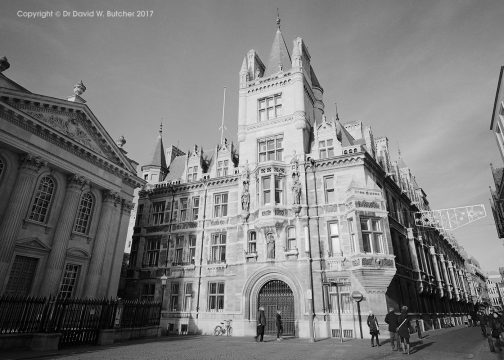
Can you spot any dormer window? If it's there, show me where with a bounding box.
[217,160,229,177]
[258,94,282,122]
[258,135,283,163]
[187,166,198,182]
[319,139,334,159]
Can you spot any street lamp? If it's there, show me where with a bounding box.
[160,273,168,310]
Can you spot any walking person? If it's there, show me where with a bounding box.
[367,310,380,347]
[488,311,503,352]
[385,307,399,351]
[397,306,412,354]
[276,309,283,342]
[255,306,266,342]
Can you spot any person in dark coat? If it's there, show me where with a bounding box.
[488,311,503,352]
[384,307,399,350]
[276,309,283,341]
[367,310,380,347]
[397,306,412,354]
[256,306,266,342]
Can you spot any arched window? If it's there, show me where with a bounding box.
[73,192,94,234]
[29,176,55,223]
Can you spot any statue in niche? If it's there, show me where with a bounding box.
[266,233,275,259]
[292,173,302,205]
[241,181,250,212]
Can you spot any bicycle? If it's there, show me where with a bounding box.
[214,319,232,336]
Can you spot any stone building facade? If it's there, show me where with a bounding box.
[123,23,476,338]
[0,57,144,299]
[490,66,504,239]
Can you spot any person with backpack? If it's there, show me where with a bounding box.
[397,306,412,354]
[385,307,399,351]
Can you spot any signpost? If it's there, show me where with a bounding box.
[351,291,364,339]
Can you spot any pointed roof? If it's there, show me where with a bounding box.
[263,28,292,78]
[146,126,167,169]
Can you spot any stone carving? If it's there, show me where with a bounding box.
[266,233,275,259]
[116,135,126,148]
[241,186,250,212]
[67,174,89,189]
[74,80,86,96]
[0,56,10,72]
[292,175,301,206]
[19,154,46,172]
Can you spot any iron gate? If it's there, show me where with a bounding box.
[258,280,295,336]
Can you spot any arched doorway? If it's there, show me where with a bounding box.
[258,280,295,336]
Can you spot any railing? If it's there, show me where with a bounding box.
[0,296,161,346]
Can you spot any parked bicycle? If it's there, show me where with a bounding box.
[214,319,232,336]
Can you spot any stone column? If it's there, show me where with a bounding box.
[429,246,444,298]
[448,261,460,301]
[407,229,423,293]
[438,254,452,300]
[40,175,88,296]
[98,198,122,297]
[417,237,429,275]
[459,270,469,302]
[105,199,134,298]
[0,154,45,286]
[83,190,118,298]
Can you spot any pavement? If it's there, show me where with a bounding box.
[0,325,499,360]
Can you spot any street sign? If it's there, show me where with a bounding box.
[351,291,363,302]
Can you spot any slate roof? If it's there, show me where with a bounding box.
[145,133,167,169]
[263,28,292,78]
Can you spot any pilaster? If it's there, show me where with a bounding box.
[429,246,444,297]
[0,154,45,288]
[83,190,119,298]
[40,174,88,296]
[438,254,452,300]
[448,261,460,301]
[106,199,134,298]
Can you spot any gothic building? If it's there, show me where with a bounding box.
[124,21,476,338]
[0,57,144,298]
[490,65,504,239]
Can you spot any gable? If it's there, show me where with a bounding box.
[15,237,51,252]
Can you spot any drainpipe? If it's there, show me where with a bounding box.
[303,158,316,342]
[195,181,209,319]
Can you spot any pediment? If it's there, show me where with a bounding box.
[0,94,137,173]
[9,101,107,156]
[15,237,51,252]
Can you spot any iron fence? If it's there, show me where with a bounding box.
[0,296,161,346]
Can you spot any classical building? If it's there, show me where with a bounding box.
[0,57,144,298]
[490,65,504,239]
[123,21,476,338]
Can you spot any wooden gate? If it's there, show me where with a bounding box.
[258,280,295,336]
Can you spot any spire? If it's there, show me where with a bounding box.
[147,124,167,169]
[263,10,291,78]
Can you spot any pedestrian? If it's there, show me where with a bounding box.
[367,310,380,347]
[480,311,488,337]
[385,307,399,350]
[255,306,266,342]
[276,309,283,342]
[488,311,503,352]
[397,306,412,355]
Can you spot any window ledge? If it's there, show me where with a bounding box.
[245,252,258,259]
[70,231,94,244]
[206,261,227,270]
[22,218,53,234]
[284,248,299,256]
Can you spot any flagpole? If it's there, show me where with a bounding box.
[220,87,226,144]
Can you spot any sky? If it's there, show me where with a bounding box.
[1,0,504,272]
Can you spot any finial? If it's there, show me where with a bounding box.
[159,121,163,135]
[116,135,126,148]
[276,8,281,29]
[335,102,340,121]
[398,144,402,158]
[0,56,10,72]
[73,80,86,96]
